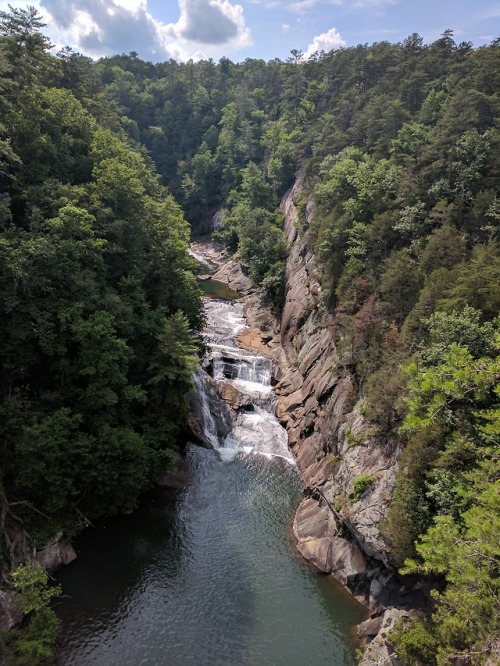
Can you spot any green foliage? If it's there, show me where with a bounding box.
[363,356,406,429]
[401,341,500,434]
[400,475,500,664]
[5,563,61,665]
[383,336,500,661]
[418,306,497,365]
[345,427,363,447]
[11,563,60,615]
[379,249,422,321]
[0,7,203,554]
[261,261,286,309]
[419,220,466,274]
[381,476,431,565]
[215,162,287,310]
[391,617,439,665]
[425,468,462,519]
[12,607,61,666]
[350,474,374,500]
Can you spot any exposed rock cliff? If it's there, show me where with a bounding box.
[275,178,425,659]
[276,180,396,585]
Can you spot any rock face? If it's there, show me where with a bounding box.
[271,177,428,658]
[0,589,23,631]
[276,178,399,584]
[358,608,409,666]
[294,497,367,588]
[212,258,253,295]
[35,531,77,572]
[186,371,235,447]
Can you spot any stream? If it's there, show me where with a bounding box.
[54,284,366,665]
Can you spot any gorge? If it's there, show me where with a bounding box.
[53,254,367,665]
[0,13,499,664]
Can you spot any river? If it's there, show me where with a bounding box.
[54,289,366,665]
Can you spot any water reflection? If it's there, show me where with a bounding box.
[56,447,365,665]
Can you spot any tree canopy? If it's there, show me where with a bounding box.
[0,10,499,663]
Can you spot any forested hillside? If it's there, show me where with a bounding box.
[0,7,202,568]
[0,6,499,664]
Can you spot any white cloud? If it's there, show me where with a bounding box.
[256,0,396,9]
[290,0,319,11]
[170,0,250,46]
[36,0,251,61]
[303,26,346,58]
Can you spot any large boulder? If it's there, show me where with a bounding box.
[216,381,251,409]
[0,589,23,631]
[293,497,367,587]
[36,531,76,572]
[212,258,253,294]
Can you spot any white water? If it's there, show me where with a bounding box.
[197,298,294,464]
[192,369,221,449]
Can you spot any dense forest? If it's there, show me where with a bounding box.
[0,5,499,664]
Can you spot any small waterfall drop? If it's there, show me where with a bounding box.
[191,369,221,449]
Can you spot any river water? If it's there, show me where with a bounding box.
[54,295,366,665]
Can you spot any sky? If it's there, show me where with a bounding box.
[0,0,498,63]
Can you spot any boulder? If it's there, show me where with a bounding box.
[212,258,253,294]
[36,531,76,572]
[0,589,23,631]
[156,452,190,489]
[293,497,367,586]
[358,608,409,666]
[217,381,249,409]
[357,614,383,641]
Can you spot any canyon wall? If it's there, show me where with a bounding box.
[274,179,425,659]
[277,179,397,595]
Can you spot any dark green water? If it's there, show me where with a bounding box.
[198,278,241,300]
[55,446,366,665]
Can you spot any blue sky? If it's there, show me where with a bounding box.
[0,0,498,62]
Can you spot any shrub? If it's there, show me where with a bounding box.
[6,562,62,665]
[391,617,438,666]
[350,473,374,500]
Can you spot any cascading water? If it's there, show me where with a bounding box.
[54,276,366,666]
[191,369,222,449]
[197,297,290,461]
[204,300,277,418]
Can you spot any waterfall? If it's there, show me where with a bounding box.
[193,297,293,464]
[191,369,222,450]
